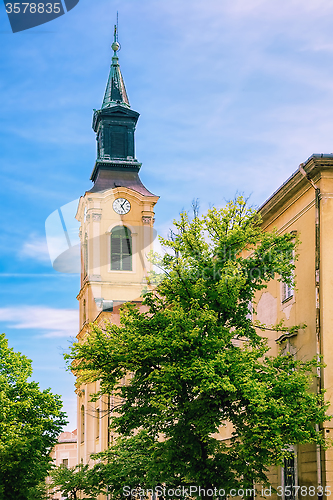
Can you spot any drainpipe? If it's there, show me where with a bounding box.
[299,164,322,495]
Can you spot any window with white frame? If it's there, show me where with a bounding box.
[282,249,295,302]
[282,280,294,302]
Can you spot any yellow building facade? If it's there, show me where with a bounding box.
[254,155,333,495]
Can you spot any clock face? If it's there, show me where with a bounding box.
[113,198,131,215]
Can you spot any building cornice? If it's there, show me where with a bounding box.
[259,154,333,227]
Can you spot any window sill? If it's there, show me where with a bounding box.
[276,330,298,344]
[108,269,135,274]
[282,294,293,304]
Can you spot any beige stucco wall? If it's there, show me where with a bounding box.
[256,158,333,496]
[218,159,333,497]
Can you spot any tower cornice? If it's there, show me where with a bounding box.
[90,159,142,183]
[92,105,140,133]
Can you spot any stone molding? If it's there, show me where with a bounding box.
[142,216,154,226]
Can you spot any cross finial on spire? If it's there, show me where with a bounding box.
[101,15,130,109]
[111,13,120,56]
[111,24,120,56]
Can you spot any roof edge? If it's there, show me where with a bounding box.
[259,154,333,223]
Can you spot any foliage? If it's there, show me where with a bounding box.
[27,481,50,500]
[89,430,167,498]
[67,198,330,494]
[49,463,98,500]
[0,334,68,500]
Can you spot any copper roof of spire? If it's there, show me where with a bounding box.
[102,25,130,109]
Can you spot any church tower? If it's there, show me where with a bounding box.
[75,28,159,464]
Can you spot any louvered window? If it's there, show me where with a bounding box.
[111,128,126,158]
[97,130,102,158]
[104,126,111,156]
[111,226,132,271]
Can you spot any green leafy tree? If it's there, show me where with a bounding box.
[68,198,330,495]
[0,334,67,500]
[49,463,98,500]
[27,481,50,500]
[90,431,166,498]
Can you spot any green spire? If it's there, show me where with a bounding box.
[102,25,130,109]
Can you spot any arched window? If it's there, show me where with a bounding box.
[83,233,88,277]
[83,299,86,324]
[80,405,85,443]
[111,226,132,271]
[95,407,100,439]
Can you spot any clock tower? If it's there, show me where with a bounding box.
[75,28,159,464]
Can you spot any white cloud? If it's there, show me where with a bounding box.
[20,234,51,263]
[0,307,78,338]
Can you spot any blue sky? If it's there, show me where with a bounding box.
[2,0,333,430]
